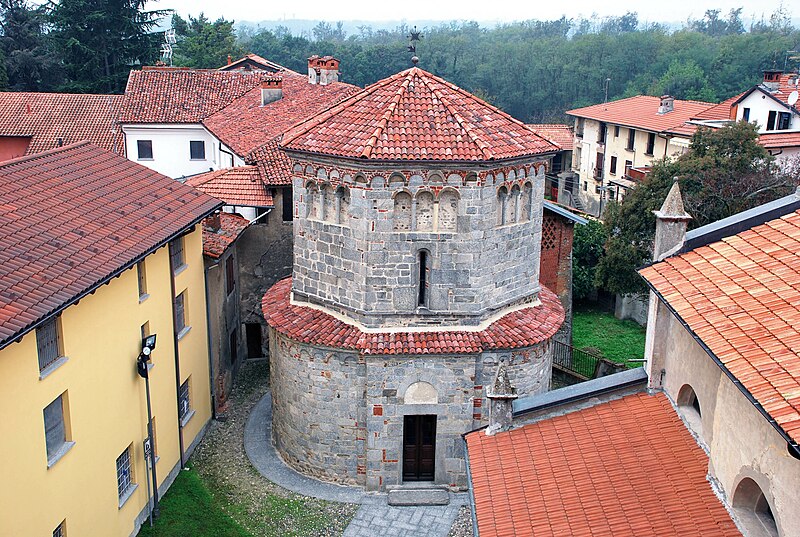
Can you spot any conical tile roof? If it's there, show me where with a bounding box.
[281,67,558,162]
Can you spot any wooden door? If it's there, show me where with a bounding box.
[403,415,436,481]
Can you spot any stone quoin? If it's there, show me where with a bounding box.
[262,67,564,491]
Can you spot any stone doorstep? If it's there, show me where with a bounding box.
[386,485,451,506]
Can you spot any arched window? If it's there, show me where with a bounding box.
[322,184,335,222]
[417,250,430,307]
[394,192,413,231]
[522,182,533,221]
[497,186,508,226]
[677,384,703,436]
[438,189,459,232]
[306,183,319,219]
[733,478,778,537]
[416,191,434,231]
[335,186,349,225]
[509,185,521,224]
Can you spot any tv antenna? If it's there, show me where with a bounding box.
[160,28,176,66]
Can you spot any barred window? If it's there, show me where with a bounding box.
[53,520,66,537]
[175,291,187,333]
[36,318,62,371]
[137,261,147,298]
[225,255,235,296]
[169,238,185,274]
[179,378,192,423]
[44,394,66,462]
[116,445,134,501]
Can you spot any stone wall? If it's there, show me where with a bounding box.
[269,330,553,491]
[291,162,548,328]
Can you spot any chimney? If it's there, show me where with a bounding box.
[763,69,783,91]
[227,54,232,66]
[652,179,691,261]
[308,55,339,85]
[261,77,283,106]
[485,362,518,436]
[207,212,222,232]
[657,95,674,115]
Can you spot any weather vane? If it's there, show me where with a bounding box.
[407,26,422,66]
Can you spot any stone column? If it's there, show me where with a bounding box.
[485,363,518,436]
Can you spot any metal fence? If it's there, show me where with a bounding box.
[551,339,603,380]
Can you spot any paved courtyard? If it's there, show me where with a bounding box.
[343,500,462,537]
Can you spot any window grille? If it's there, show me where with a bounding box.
[44,395,66,460]
[116,446,133,500]
[53,520,66,537]
[169,238,185,273]
[175,292,186,332]
[36,318,61,371]
[179,379,191,421]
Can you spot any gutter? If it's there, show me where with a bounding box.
[203,260,219,421]
[0,202,223,352]
[643,279,800,458]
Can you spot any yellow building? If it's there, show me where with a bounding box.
[0,142,222,536]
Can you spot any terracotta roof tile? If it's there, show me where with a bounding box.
[758,131,800,149]
[262,278,564,354]
[567,95,716,134]
[204,72,360,157]
[465,393,742,537]
[119,68,267,123]
[640,210,800,444]
[0,92,123,156]
[218,53,293,73]
[247,137,293,186]
[185,166,273,207]
[0,142,223,348]
[201,213,250,258]
[527,124,574,151]
[282,67,558,162]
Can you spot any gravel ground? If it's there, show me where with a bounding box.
[190,360,358,537]
[447,506,474,537]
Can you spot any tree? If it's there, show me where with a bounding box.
[596,121,796,296]
[649,59,715,101]
[47,0,168,93]
[572,218,606,301]
[172,13,243,69]
[0,0,60,90]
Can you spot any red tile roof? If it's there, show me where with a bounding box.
[466,392,742,537]
[262,278,564,354]
[567,95,716,134]
[758,131,800,149]
[526,124,574,151]
[202,212,250,258]
[219,53,293,73]
[282,67,558,162]
[185,166,274,207]
[751,73,800,109]
[0,92,123,155]
[640,210,800,444]
[119,67,267,123]
[247,137,293,186]
[204,71,359,157]
[0,142,222,349]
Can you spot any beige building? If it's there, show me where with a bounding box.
[639,184,800,537]
[566,95,714,216]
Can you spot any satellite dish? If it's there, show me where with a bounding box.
[789,90,799,106]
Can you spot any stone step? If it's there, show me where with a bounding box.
[386,485,450,506]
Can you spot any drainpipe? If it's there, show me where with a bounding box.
[203,260,220,420]
[219,146,236,168]
[169,242,186,469]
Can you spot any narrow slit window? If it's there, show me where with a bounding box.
[418,251,429,307]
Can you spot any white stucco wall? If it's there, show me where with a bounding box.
[121,124,245,180]
[736,91,799,133]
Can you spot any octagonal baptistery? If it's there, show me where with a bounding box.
[262,67,565,491]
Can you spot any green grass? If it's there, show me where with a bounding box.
[138,465,250,537]
[572,309,646,366]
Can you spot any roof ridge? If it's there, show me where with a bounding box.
[416,72,494,160]
[0,140,91,169]
[361,74,413,158]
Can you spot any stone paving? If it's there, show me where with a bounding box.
[245,390,470,537]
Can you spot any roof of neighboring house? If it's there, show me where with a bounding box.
[282,67,558,162]
[262,278,564,354]
[640,209,800,445]
[203,71,359,157]
[247,137,293,186]
[543,200,588,224]
[465,392,742,537]
[527,124,574,150]
[567,95,716,134]
[119,67,268,123]
[0,142,222,349]
[202,212,250,258]
[185,166,274,207]
[758,131,800,149]
[734,73,800,111]
[218,53,293,73]
[0,92,124,155]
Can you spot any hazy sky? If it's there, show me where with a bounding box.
[148,0,791,25]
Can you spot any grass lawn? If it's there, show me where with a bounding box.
[138,465,249,537]
[572,308,646,366]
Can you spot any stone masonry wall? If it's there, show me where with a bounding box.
[291,161,548,329]
[270,329,553,491]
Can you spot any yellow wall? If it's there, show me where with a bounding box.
[0,226,211,537]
